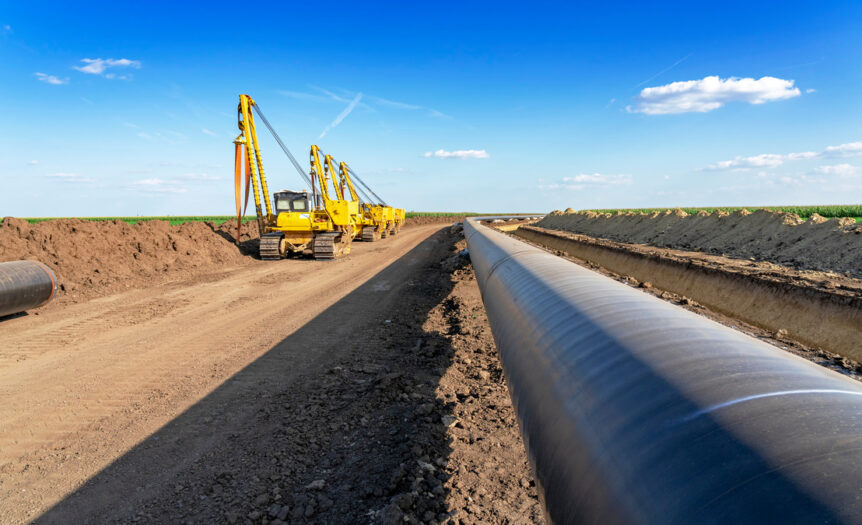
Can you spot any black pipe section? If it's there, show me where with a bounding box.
[464,217,862,524]
[0,261,58,318]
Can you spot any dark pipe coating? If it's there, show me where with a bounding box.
[0,260,58,318]
[465,217,862,524]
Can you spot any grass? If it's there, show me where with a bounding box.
[404,212,536,218]
[582,205,862,222]
[16,216,250,226]
[10,212,537,225]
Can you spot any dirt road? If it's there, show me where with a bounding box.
[0,224,540,524]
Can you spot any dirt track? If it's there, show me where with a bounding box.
[0,224,540,524]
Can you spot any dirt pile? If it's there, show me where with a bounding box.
[405,215,468,226]
[0,215,461,307]
[0,217,252,304]
[539,209,862,277]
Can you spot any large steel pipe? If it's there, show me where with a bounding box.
[465,218,862,524]
[0,261,58,318]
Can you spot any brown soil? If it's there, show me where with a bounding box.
[539,209,862,278]
[405,216,469,226]
[0,217,257,307]
[0,222,539,524]
[0,217,453,309]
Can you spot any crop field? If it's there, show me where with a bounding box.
[17,215,249,226]
[581,204,862,222]
[11,211,525,226]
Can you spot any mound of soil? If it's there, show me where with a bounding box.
[539,209,862,278]
[0,217,252,304]
[0,215,465,307]
[405,216,468,226]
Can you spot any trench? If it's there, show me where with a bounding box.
[510,225,862,362]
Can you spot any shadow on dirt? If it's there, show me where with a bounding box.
[0,311,28,323]
[210,226,261,259]
[38,226,465,524]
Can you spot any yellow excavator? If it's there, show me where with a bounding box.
[233,94,358,260]
[337,162,406,240]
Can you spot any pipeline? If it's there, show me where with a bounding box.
[465,217,862,524]
[0,261,58,318]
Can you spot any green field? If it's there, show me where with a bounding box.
[16,216,249,226]
[11,212,507,226]
[582,205,862,223]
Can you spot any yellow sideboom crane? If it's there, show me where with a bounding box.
[336,159,384,242]
[233,94,357,260]
[338,162,406,239]
[323,153,363,240]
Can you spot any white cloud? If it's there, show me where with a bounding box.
[704,153,787,171]
[565,173,632,185]
[540,173,631,191]
[129,178,187,193]
[27,160,38,165]
[423,149,489,159]
[815,164,859,178]
[201,128,217,137]
[704,140,862,171]
[74,58,141,76]
[806,88,816,94]
[178,173,221,181]
[319,93,363,139]
[629,76,801,115]
[46,172,96,183]
[824,141,862,156]
[35,72,68,85]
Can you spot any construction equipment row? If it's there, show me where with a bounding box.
[233,94,405,260]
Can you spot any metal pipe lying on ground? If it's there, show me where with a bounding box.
[465,217,862,524]
[0,260,58,318]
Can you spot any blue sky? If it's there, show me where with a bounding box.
[1,1,861,215]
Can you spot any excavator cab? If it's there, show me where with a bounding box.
[273,191,310,214]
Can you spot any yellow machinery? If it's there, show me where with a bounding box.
[233,94,358,260]
[334,160,385,241]
[338,162,406,240]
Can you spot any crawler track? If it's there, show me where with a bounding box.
[259,232,284,260]
[312,231,348,260]
[361,227,379,242]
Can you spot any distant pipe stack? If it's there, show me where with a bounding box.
[465,217,862,524]
[0,261,58,317]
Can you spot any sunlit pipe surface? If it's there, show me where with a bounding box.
[0,260,58,317]
[465,217,862,524]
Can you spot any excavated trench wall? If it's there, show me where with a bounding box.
[514,225,862,361]
[538,208,862,278]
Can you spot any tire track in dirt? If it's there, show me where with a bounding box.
[0,225,444,524]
